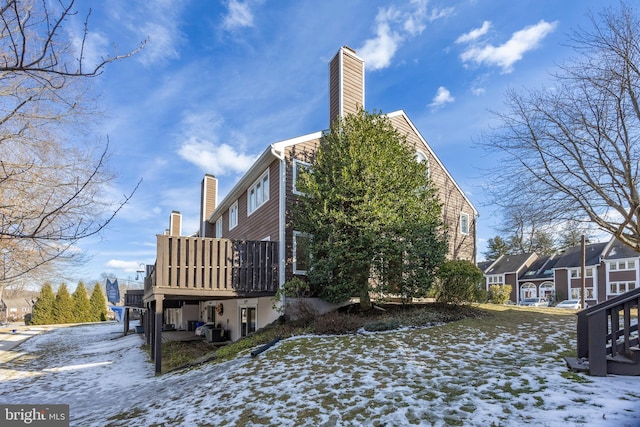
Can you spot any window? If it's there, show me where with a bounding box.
[229,201,238,230]
[609,259,637,270]
[609,281,636,295]
[570,267,593,278]
[415,150,430,178]
[460,212,470,235]
[215,217,222,237]
[570,287,594,299]
[293,159,311,195]
[248,170,269,215]
[293,231,310,275]
[487,275,503,285]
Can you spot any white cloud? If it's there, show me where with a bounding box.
[429,86,454,109]
[178,138,256,176]
[223,0,254,31]
[428,7,454,22]
[359,1,448,71]
[139,19,184,65]
[471,87,486,96]
[175,110,257,175]
[358,21,402,71]
[459,20,558,73]
[105,259,144,273]
[455,21,491,44]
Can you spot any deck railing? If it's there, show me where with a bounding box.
[576,287,640,376]
[144,235,279,299]
[124,289,144,308]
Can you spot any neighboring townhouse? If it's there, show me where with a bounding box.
[0,297,33,323]
[482,253,537,303]
[552,241,608,305]
[143,46,478,370]
[483,236,640,306]
[517,254,560,303]
[601,238,639,300]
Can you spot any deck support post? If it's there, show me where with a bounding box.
[154,296,164,375]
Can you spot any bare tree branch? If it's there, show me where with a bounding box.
[482,1,640,252]
[0,0,145,286]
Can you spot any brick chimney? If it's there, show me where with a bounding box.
[329,46,365,126]
[200,174,218,237]
[169,211,182,236]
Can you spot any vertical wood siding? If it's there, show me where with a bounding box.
[151,235,278,296]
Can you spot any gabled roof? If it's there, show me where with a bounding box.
[553,241,608,269]
[519,254,559,280]
[1,297,32,309]
[602,237,640,260]
[485,253,536,275]
[387,110,478,217]
[477,261,492,273]
[207,131,323,222]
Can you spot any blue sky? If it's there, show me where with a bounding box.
[67,0,616,284]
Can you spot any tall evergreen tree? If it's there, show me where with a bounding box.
[89,282,108,321]
[30,282,55,325]
[294,109,447,310]
[484,236,510,261]
[53,283,74,324]
[72,282,92,323]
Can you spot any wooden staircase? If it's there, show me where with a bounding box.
[565,287,640,376]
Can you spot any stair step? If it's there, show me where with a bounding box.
[564,356,589,372]
[607,354,635,364]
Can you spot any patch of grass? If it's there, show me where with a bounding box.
[560,371,593,384]
[106,407,146,421]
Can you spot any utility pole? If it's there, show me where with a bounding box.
[581,234,586,309]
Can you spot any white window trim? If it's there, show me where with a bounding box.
[460,212,470,235]
[570,267,594,278]
[215,217,223,237]
[608,258,637,271]
[415,150,430,178]
[247,169,270,216]
[487,275,503,286]
[229,201,238,230]
[608,281,636,296]
[293,231,310,275]
[292,159,311,196]
[570,286,595,300]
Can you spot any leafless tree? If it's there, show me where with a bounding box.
[483,1,640,252]
[0,0,145,292]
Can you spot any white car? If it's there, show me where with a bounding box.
[518,297,549,307]
[194,322,216,336]
[555,299,587,309]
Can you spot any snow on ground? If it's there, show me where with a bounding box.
[0,316,639,427]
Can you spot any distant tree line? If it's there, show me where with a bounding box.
[483,207,597,262]
[30,282,109,325]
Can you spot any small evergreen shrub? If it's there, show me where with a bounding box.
[363,319,400,332]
